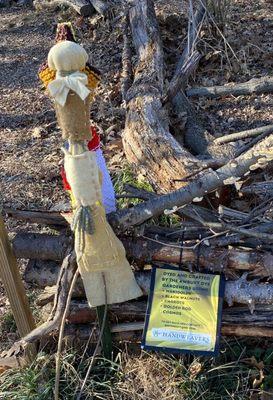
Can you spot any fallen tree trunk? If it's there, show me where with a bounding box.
[186,76,273,98]
[241,181,273,197]
[123,0,208,191]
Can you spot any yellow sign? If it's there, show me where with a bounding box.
[142,266,224,356]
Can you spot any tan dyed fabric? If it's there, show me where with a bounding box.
[77,205,142,306]
[78,203,128,272]
[80,265,142,308]
[55,91,91,141]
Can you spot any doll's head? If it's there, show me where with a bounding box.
[48,41,88,72]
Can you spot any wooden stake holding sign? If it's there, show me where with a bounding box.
[0,215,36,360]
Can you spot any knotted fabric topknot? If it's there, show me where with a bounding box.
[48,71,90,106]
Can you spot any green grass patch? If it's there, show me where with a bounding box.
[0,312,17,335]
[112,165,181,227]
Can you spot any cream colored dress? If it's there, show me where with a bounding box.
[63,146,142,307]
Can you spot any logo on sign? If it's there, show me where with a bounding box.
[151,328,211,345]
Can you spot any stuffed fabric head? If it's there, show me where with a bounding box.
[38,22,101,90]
[48,41,88,72]
[46,41,92,140]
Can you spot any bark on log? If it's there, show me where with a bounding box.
[61,0,95,16]
[13,233,72,261]
[186,76,273,98]
[109,132,273,230]
[4,208,68,227]
[89,0,108,15]
[60,300,273,328]
[121,14,132,103]
[0,0,11,7]
[163,51,201,103]
[123,0,208,191]
[64,323,144,342]
[15,233,273,280]
[4,201,219,233]
[173,1,206,79]
[241,181,273,197]
[67,300,148,324]
[223,305,273,327]
[221,325,273,338]
[234,128,273,157]
[24,258,273,306]
[64,322,273,340]
[169,1,216,157]
[16,0,33,5]
[171,90,237,158]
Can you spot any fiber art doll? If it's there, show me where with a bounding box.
[39,24,142,307]
[39,22,116,214]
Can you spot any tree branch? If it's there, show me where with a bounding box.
[187,76,273,98]
[109,133,273,229]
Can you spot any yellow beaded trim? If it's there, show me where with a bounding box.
[38,65,101,90]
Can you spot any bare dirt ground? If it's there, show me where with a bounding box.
[1,0,273,350]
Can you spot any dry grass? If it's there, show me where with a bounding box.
[1,343,272,399]
[117,352,183,399]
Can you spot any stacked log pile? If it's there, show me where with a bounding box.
[4,196,273,351]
